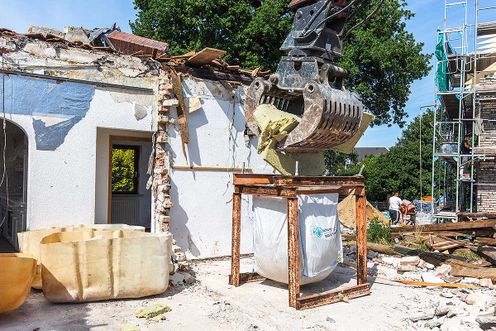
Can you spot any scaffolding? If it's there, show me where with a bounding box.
[432,0,496,222]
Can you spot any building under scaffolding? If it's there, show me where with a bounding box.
[432,0,496,222]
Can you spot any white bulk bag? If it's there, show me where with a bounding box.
[253,194,342,285]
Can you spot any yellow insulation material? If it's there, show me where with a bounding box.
[338,194,390,229]
[254,104,325,175]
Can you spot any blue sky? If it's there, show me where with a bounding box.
[0,0,445,147]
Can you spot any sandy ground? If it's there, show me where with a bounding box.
[0,257,490,331]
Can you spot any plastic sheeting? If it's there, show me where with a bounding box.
[253,194,342,285]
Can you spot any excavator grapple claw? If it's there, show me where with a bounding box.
[245,0,366,153]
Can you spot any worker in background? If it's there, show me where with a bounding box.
[460,134,472,179]
[460,134,471,155]
[388,192,402,225]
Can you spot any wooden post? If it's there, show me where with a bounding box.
[287,196,300,308]
[229,192,242,286]
[355,189,368,285]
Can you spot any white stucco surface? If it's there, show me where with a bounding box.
[1,79,155,230]
[168,77,273,258]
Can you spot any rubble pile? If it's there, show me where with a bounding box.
[169,240,195,287]
[344,245,496,331]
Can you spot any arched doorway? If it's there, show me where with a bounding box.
[0,120,28,252]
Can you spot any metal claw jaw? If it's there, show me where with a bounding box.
[245,77,364,153]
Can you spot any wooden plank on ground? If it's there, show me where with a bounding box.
[450,265,496,281]
[390,219,496,233]
[476,246,496,266]
[476,237,496,246]
[419,251,488,268]
[397,280,477,288]
[187,48,227,65]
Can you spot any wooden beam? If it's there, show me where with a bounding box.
[232,174,365,188]
[476,246,496,266]
[236,272,266,283]
[475,237,496,246]
[235,186,297,198]
[343,241,402,256]
[397,280,477,288]
[450,265,496,281]
[169,69,189,145]
[187,48,227,65]
[356,191,368,285]
[296,284,371,309]
[391,220,496,233]
[229,192,242,286]
[287,197,300,308]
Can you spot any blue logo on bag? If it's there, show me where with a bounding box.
[312,226,324,238]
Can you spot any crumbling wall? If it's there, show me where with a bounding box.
[157,75,272,258]
[0,33,159,230]
[151,71,174,233]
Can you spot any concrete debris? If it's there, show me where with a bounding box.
[460,277,481,285]
[464,293,491,306]
[435,264,452,278]
[170,271,196,286]
[435,306,451,317]
[476,316,496,330]
[409,311,435,322]
[173,252,187,262]
[400,256,420,266]
[424,318,443,328]
[398,264,417,272]
[421,272,446,284]
[479,278,494,288]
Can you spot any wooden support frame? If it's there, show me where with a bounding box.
[229,174,370,310]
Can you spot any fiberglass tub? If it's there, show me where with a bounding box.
[17,224,144,289]
[0,253,36,313]
[39,230,172,303]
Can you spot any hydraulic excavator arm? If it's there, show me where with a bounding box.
[245,0,367,153]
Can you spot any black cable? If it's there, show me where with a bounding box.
[341,0,385,40]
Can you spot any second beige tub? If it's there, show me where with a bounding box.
[17,224,144,289]
[40,230,172,303]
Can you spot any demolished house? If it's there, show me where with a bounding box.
[0,25,274,258]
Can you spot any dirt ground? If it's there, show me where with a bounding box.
[1,257,493,331]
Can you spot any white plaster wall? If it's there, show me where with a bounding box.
[169,77,273,258]
[4,84,155,230]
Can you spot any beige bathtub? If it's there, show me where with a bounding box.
[17,224,144,289]
[40,230,172,303]
[0,253,36,313]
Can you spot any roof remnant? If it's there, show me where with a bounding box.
[1,25,268,82]
[107,30,168,57]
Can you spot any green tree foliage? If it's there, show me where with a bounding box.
[130,0,292,70]
[112,148,136,193]
[341,0,431,127]
[131,0,430,126]
[335,110,435,202]
[324,150,358,176]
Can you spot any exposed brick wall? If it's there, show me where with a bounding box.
[476,100,496,212]
[151,70,174,232]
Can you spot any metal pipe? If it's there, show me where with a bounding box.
[172,165,254,172]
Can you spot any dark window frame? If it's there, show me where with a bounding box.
[111,144,140,195]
